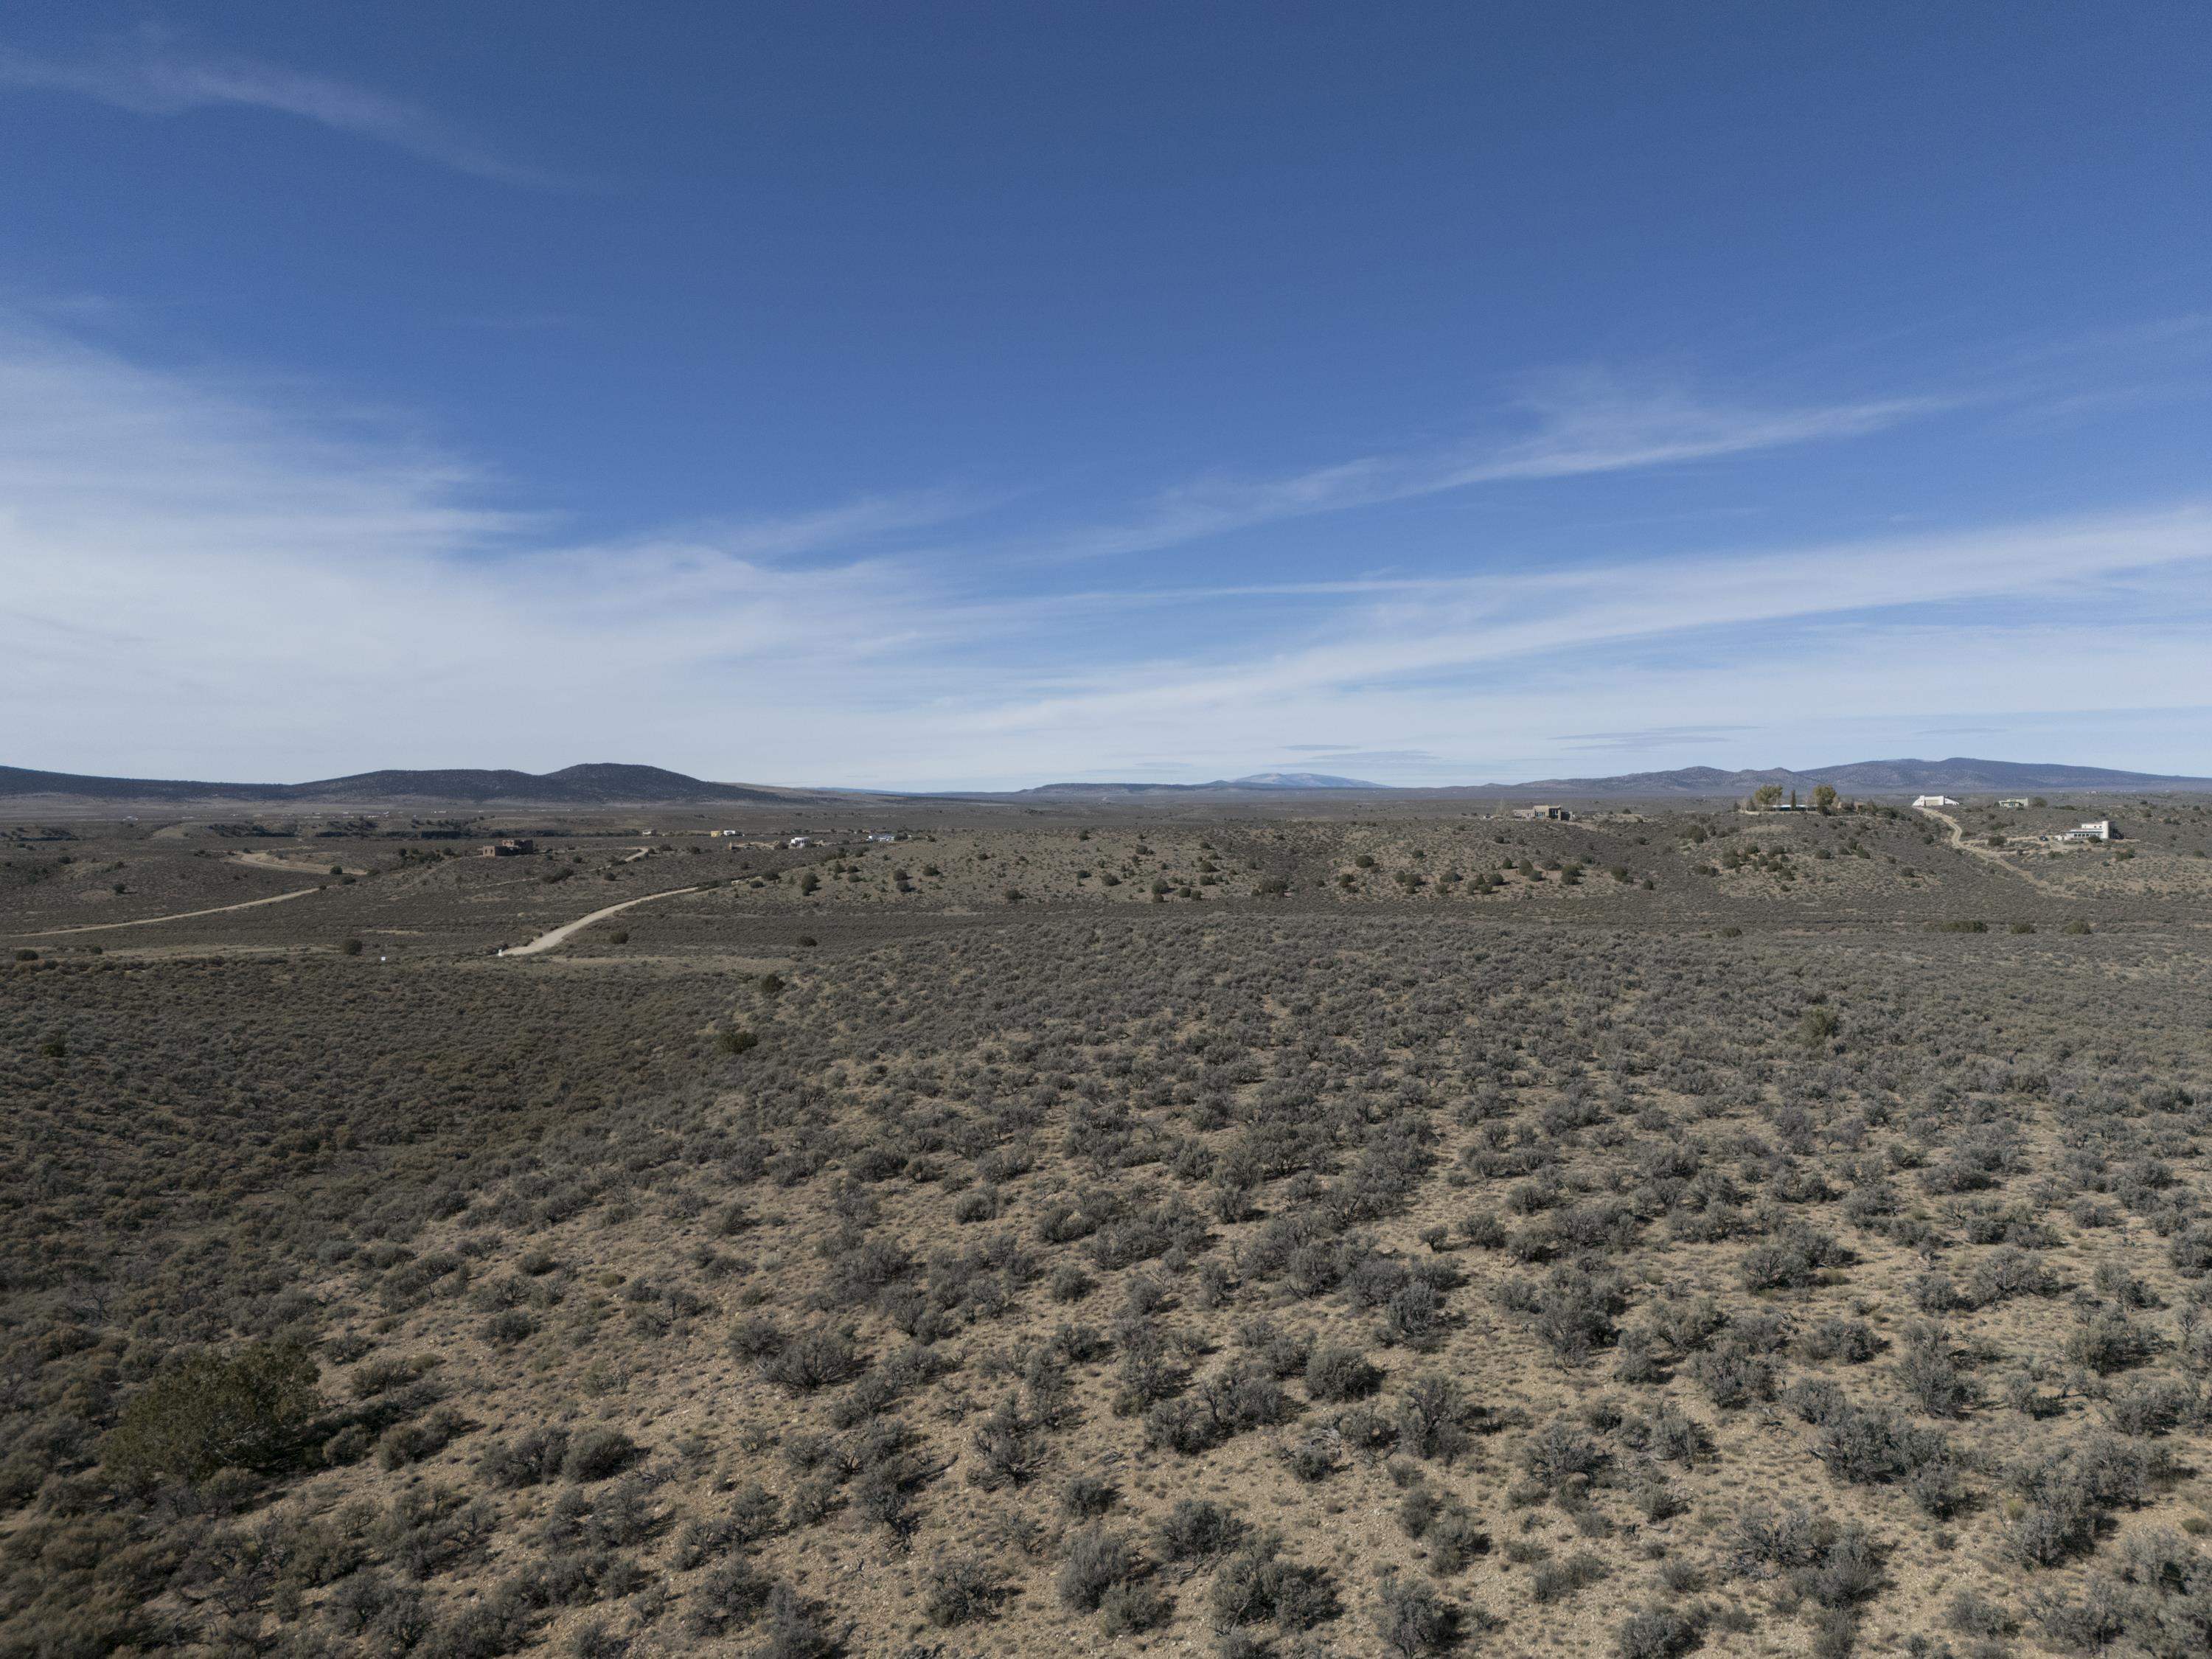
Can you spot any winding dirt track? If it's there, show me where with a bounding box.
[501,886,704,957]
[1915,804,2059,893]
[24,886,322,936]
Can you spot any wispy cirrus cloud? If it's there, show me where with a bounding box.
[965,504,2212,742]
[626,492,986,568]
[0,36,558,186]
[1048,370,1943,560]
[1556,725,1757,751]
[1465,368,1938,483]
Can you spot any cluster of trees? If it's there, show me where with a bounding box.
[1750,782,1841,813]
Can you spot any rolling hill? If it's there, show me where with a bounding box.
[0,762,819,807]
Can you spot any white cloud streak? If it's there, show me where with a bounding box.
[0,38,556,185]
[971,506,2212,734]
[1048,371,1943,561]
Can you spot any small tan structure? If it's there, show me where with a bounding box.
[478,838,536,857]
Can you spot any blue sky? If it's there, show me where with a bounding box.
[4,2,2211,790]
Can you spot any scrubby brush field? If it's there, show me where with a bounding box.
[5,803,2212,1658]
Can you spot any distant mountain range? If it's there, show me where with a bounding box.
[0,762,816,807]
[5,755,2208,808]
[1495,758,2212,797]
[1231,771,1378,790]
[1020,757,2212,799]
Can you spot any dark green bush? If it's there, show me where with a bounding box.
[102,1341,321,1484]
[561,1427,642,1481]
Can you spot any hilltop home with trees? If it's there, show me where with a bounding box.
[1748,785,1817,811]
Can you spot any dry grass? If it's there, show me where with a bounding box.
[5,802,2212,1656]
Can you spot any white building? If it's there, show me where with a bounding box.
[1998,798,2030,810]
[1912,795,1958,808]
[866,832,897,844]
[787,835,813,849]
[2061,819,2112,842]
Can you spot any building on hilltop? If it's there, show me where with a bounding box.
[1913,795,1959,808]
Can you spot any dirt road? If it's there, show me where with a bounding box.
[1915,805,2058,893]
[501,886,704,957]
[232,851,365,876]
[23,886,322,936]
